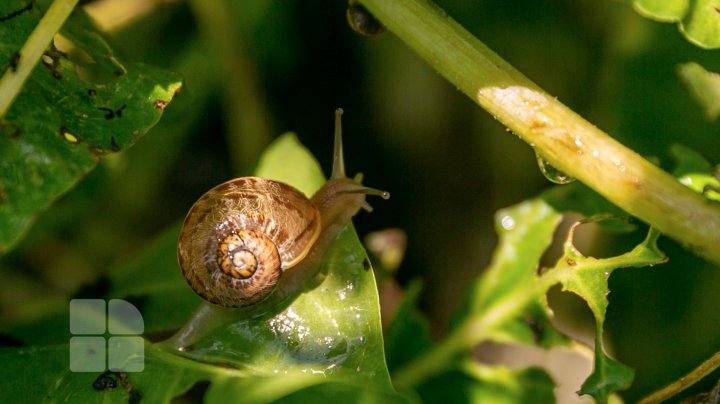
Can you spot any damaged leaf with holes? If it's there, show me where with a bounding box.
[0,1,182,253]
[548,222,667,403]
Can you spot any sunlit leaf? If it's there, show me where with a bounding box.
[0,133,402,402]
[671,144,720,201]
[0,1,182,253]
[170,133,393,382]
[455,198,567,347]
[254,132,326,195]
[626,0,689,21]
[167,134,395,395]
[625,0,720,48]
[552,224,667,402]
[678,62,720,120]
[0,339,408,403]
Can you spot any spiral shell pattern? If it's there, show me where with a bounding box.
[178,177,321,307]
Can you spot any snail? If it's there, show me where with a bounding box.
[178,109,389,309]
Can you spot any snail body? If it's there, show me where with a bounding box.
[178,109,388,309]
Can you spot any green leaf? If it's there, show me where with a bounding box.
[670,143,713,176]
[0,344,212,403]
[206,374,409,404]
[0,223,199,345]
[417,362,555,404]
[180,224,392,379]
[553,225,667,402]
[107,224,205,335]
[254,132,326,195]
[456,198,566,347]
[0,1,182,253]
[170,133,395,389]
[678,62,720,120]
[103,132,335,335]
[392,198,570,389]
[626,0,689,21]
[579,344,635,403]
[556,225,667,325]
[0,133,402,402]
[625,0,720,48]
[679,173,720,201]
[0,341,408,403]
[384,280,434,373]
[0,343,408,403]
[670,144,720,201]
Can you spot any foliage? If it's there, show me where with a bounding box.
[623,0,720,48]
[0,0,182,253]
[2,0,720,403]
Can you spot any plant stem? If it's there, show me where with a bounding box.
[392,270,564,386]
[0,0,79,118]
[392,221,664,386]
[638,350,720,403]
[358,0,720,265]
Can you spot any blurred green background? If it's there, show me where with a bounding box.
[2,0,720,401]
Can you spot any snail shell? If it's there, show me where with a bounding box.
[178,109,388,309]
[178,177,321,308]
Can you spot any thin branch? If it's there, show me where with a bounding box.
[0,0,79,117]
[639,350,720,403]
[392,269,564,386]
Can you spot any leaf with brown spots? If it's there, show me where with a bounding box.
[0,0,182,253]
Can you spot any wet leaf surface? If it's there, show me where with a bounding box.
[174,134,395,385]
[0,134,402,403]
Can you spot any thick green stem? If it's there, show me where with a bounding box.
[0,0,79,117]
[359,0,720,265]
